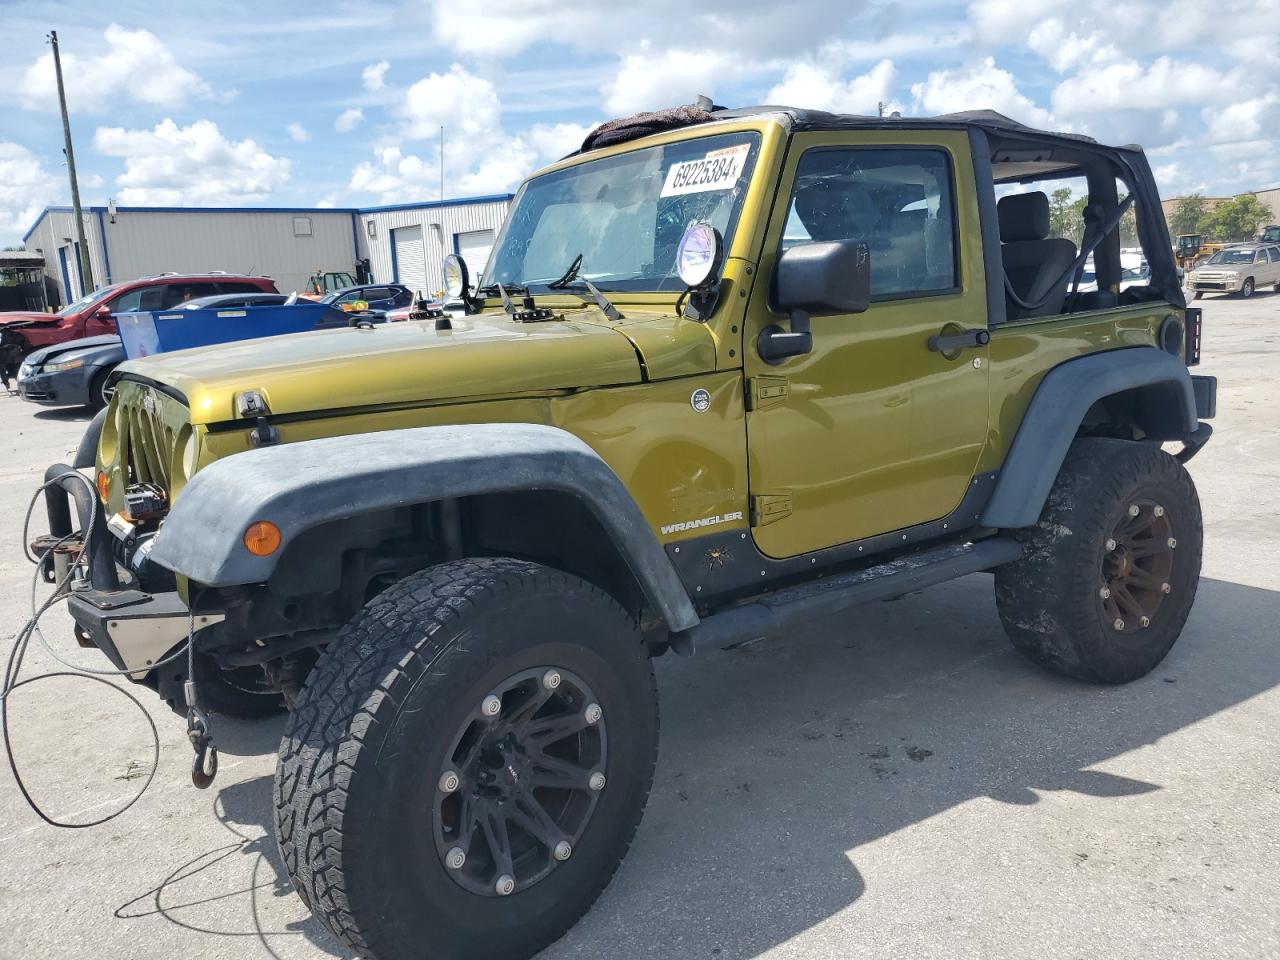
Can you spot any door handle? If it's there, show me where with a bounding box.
[927,328,990,353]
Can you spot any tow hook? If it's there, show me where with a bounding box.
[185,691,218,789]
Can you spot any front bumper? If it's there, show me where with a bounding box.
[16,369,89,406]
[41,462,220,678]
[1189,276,1243,292]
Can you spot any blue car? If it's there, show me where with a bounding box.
[319,283,414,312]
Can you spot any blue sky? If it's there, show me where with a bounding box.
[2,0,1277,244]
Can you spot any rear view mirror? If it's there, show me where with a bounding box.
[759,240,870,365]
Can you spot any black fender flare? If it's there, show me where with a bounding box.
[73,406,109,468]
[981,347,1203,529]
[149,423,700,632]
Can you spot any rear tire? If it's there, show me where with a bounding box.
[995,438,1202,683]
[274,558,658,960]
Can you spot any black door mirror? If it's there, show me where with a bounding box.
[775,239,871,315]
[759,240,870,364]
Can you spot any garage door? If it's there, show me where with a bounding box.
[393,225,428,296]
[456,229,496,285]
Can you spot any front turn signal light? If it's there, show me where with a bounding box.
[243,520,282,557]
[96,471,109,502]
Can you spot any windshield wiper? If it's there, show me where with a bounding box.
[545,254,623,321]
[476,281,528,298]
[546,254,583,290]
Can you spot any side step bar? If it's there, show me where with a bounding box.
[670,537,1023,656]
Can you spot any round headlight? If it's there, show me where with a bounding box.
[182,432,200,478]
[676,222,723,289]
[443,254,470,299]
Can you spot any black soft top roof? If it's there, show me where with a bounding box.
[578,104,1142,157]
[712,106,1142,153]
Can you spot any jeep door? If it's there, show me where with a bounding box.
[743,130,992,559]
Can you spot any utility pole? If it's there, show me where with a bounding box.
[439,124,445,202]
[49,30,94,292]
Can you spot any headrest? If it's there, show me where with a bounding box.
[998,191,1050,243]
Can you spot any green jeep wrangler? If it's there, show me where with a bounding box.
[41,105,1215,960]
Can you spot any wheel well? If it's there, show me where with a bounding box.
[250,491,650,641]
[1078,381,1189,442]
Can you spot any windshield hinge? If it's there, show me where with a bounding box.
[747,376,789,411]
[750,493,792,527]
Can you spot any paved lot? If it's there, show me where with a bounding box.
[1,293,1278,960]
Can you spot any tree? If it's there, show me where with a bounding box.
[1207,195,1271,241]
[1048,187,1087,243]
[1169,195,1209,237]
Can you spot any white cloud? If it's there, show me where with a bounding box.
[0,142,61,241]
[1026,19,1120,73]
[93,119,290,205]
[911,58,1053,127]
[1051,57,1232,116]
[362,60,390,91]
[351,63,531,202]
[19,24,214,112]
[400,64,503,140]
[1202,95,1280,147]
[524,122,594,162]
[766,59,897,115]
[602,46,732,115]
[433,0,866,59]
[287,122,311,143]
[335,108,365,132]
[350,62,589,203]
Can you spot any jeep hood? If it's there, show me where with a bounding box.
[118,308,717,424]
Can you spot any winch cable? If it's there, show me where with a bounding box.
[1,471,197,827]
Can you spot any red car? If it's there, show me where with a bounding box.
[1,273,278,380]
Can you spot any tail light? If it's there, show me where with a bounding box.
[1184,307,1202,366]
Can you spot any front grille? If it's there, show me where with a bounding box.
[112,381,185,498]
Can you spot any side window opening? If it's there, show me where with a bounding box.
[990,160,1165,319]
[782,148,958,300]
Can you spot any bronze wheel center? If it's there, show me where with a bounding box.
[1100,499,1175,633]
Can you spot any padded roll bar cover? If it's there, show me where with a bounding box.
[982,347,1200,529]
[148,423,699,632]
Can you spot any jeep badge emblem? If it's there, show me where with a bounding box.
[690,388,711,413]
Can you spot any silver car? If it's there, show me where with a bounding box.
[1187,244,1280,299]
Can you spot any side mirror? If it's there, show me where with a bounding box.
[775,239,870,315]
[96,305,112,318]
[759,240,870,365]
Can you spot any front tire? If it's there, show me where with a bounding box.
[995,438,1202,683]
[274,558,658,960]
[1239,277,1255,298]
[87,366,116,412]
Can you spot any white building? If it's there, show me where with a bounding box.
[21,194,511,306]
[359,195,512,299]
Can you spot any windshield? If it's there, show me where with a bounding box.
[1206,250,1256,265]
[56,285,120,317]
[486,130,761,293]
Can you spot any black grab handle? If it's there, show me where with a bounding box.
[927,328,990,353]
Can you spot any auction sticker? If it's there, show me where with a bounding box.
[661,144,750,197]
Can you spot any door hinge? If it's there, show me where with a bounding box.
[750,493,793,527]
[747,376,789,411]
